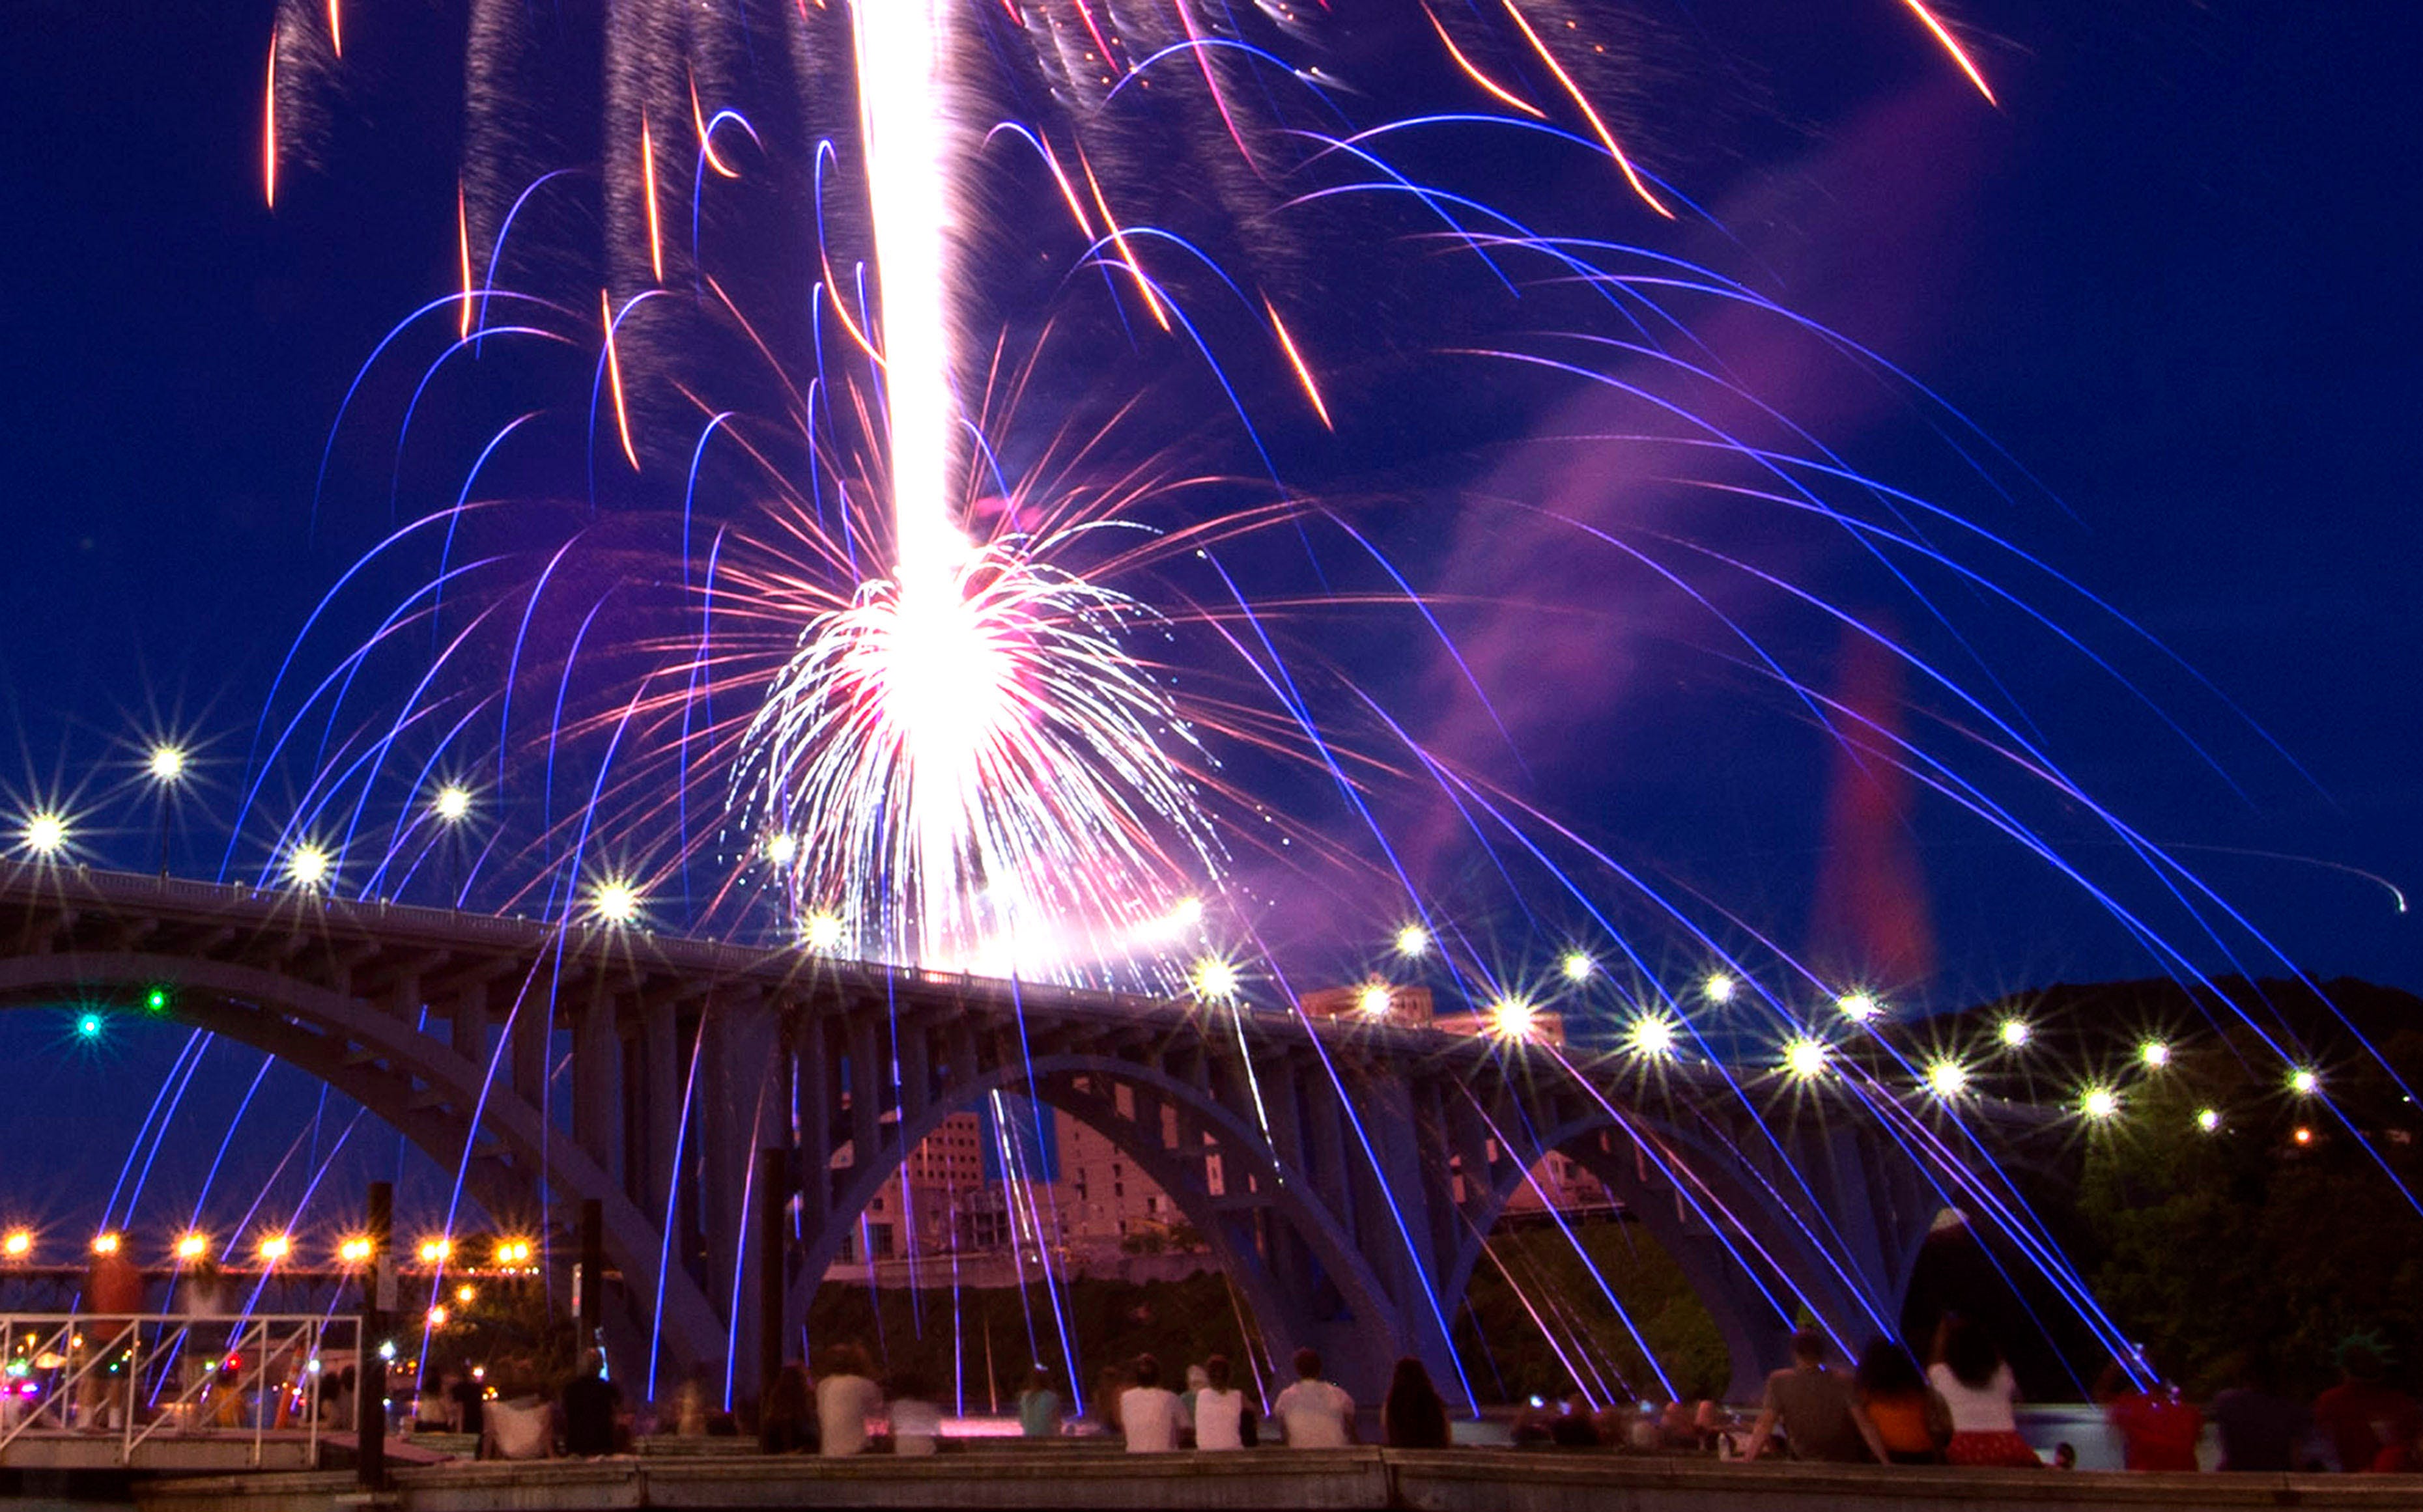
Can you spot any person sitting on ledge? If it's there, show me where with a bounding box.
[1119,1353,1187,1453]
[1742,1328,1890,1464]
[1272,1348,1355,1448]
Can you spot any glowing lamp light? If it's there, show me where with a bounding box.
[3,1231,31,1260]
[145,987,169,1013]
[1356,981,1395,1018]
[1559,951,1594,984]
[1189,957,1240,1003]
[2195,1108,2222,1134]
[494,1239,533,1267]
[1393,924,1431,958]
[801,912,845,952]
[432,785,472,823]
[174,1233,208,1263]
[21,811,68,857]
[76,1013,104,1042]
[257,1234,292,1265]
[338,1237,373,1265]
[285,844,332,889]
[427,1306,448,1328]
[1487,997,1541,1042]
[147,746,188,783]
[455,1283,476,1304]
[2293,1125,2314,1147]
[1781,1037,1830,1082]
[1702,973,1737,1005]
[1836,991,1882,1023]
[763,832,799,867]
[1998,1018,2032,1048]
[417,1238,453,1265]
[2289,1068,2321,1097]
[91,1232,121,1257]
[2079,1085,2121,1121]
[590,878,641,926]
[1925,1059,1968,1098]
[1624,1014,1678,1060]
[2138,1040,2172,1069]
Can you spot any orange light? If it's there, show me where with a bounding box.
[418,1237,453,1265]
[1264,301,1333,431]
[92,1232,122,1257]
[639,115,666,284]
[1895,0,1998,107]
[601,291,640,471]
[1420,3,1548,119]
[1499,0,1673,219]
[2293,1126,2314,1147]
[338,1236,374,1265]
[175,1233,209,1263]
[257,1234,292,1264]
[3,1230,31,1259]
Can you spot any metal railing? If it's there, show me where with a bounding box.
[0,1311,358,1468]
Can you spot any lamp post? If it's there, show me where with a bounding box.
[432,784,471,906]
[147,745,186,876]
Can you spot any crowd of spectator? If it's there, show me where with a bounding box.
[412,1319,2423,1472]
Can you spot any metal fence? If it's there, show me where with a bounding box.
[0,1311,359,1468]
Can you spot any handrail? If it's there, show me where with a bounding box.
[0,1310,353,1468]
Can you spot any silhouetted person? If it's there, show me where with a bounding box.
[2211,1352,2309,1472]
[1855,1337,1944,1464]
[447,1365,487,1438]
[1928,1317,2037,1467]
[2313,1339,2420,1472]
[1015,1366,1063,1439]
[561,1349,621,1457]
[760,1363,814,1453]
[1382,1356,1450,1449]
[2097,1358,2202,1472]
[888,1369,942,1456]
[1744,1328,1887,1463]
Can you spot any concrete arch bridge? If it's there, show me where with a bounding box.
[0,863,2045,1403]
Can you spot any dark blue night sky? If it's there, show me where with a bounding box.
[0,1,2415,1240]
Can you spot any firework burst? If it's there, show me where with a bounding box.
[737,527,1218,976]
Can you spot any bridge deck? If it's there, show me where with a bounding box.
[134,1449,2423,1512]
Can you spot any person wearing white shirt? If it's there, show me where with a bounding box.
[1272,1347,1355,1448]
[1193,1354,1253,1450]
[814,1344,885,1457]
[1119,1354,1188,1452]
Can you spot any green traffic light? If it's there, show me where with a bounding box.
[145,988,169,1013]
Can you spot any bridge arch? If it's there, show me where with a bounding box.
[780,1046,1414,1401]
[0,949,725,1374]
[1444,1093,1930,1400]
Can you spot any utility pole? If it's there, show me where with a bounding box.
[358,1181,392,1492]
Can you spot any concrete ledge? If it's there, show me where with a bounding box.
[135,1448,2423,1512]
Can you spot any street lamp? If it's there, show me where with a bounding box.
[147,744,187,875]
[432,785,472,903]
[20,810,68,858]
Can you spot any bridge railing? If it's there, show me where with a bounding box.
[0,1311,358,1468]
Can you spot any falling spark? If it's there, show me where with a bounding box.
[262,31,279,210]
[457,182,475,341]
[326,0,343,59]
[1264,301,1333,431]
[1499,0,1673,219]
[601,290,640,471]
[1421,3,1548,120]
[640,115,666,284]
[1896,0,1998,106]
